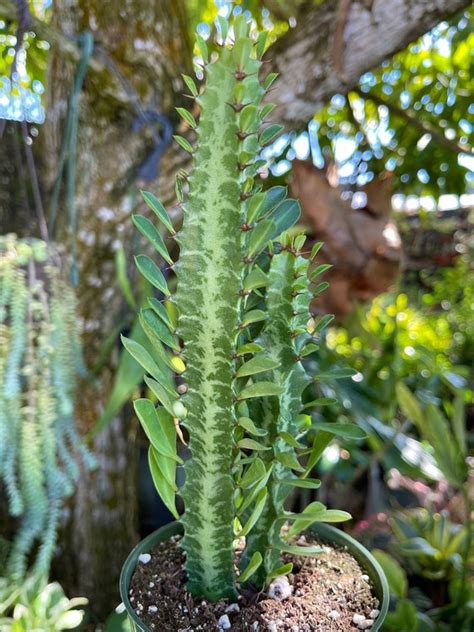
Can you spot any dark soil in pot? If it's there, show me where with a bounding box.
[128,533,381,631]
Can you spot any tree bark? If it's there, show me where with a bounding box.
[36,0,191,619]
[267,0,470,127]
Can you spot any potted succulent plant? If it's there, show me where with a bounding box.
[121,11,388,631]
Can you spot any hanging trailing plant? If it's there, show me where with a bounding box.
[0,234,93,579]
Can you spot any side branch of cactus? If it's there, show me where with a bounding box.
[239,237,312,584]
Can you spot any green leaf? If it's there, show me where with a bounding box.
[140,308,180,351]
[247,219,276,257]
[276,451,304,472]
[314,368,357,379]
[115,246,136,309]
[310,264,332,280]
[396,382,425,429]
[313,314,335,332]
[243,266,268,292]
[372,550,408,599]
[132,214,173,265]
[260,124,283,145]
[275,543,323,556]
[400,537,438,558]
[270,199,301,238]
[241,309,268,327]
[239,104,259,133]
[236,356,280,377]
[239,464,273,514]
[238,488,268,537]
[260,103,276,120]
[148,445,179,519]
[278,478,321,489]
[278,431,305,449]
[195,33,208,63]
[236,342,264,356]
[135,255,170,296]
[304,397,338,408]
[304,431,333,476]
[284,501,325,537]
[239,552,263,583]
[138,313,175,370]
[255,31,268,59]
[285,506,351,537]
[263,72,278,90]
[145,376,177,417]
[246,193,266,224]
[451,393,466,456]
[310,242,323,259]
[237,416,267,436]
[313,281,329,295]
[238,381,283,400]
[134,399,182,463]
[173,134,194,154]
[216,15,228,43]
[299,343,319,357]
[266,562,293,582]
[240,457,267,489]
[182,74,198,97]
[121,334,172,387]
[234,13,250,38]
[233,38,253,70]
[89,319,147,437]
[141,191,175,234]
[237,438,271,451]
[311,422,366,440]
[257,186,287,218]
[175,107,196,129]
[148,297,174,331]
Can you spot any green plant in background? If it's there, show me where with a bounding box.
[388,383,473,630]
[372,550,434,632]
[0,234,94,579]
[0,575,87,631]
[125,12,358,600]
[421,251,474,367]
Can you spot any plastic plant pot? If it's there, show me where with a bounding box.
[120,522,389,632]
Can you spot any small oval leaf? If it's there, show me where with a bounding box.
[237,382,283,400]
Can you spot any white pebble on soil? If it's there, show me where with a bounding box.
[329,610,340,620]
[218,614,232,629]
[225,603,240,614]
[268,576,293,601]
[369,609,380,619]
[361,574,369,582]
[352,614,366,626]
[138,553,151,564]
[148,605,158,614]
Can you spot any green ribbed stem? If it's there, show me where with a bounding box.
[175,52,242,599]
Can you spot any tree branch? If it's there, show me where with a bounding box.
[266,0,471,127]
[353,87,472,156]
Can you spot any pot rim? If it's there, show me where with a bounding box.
[120,521,389,632]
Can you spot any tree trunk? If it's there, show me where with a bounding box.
[267,0,470,127]
[37,0,191,618]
